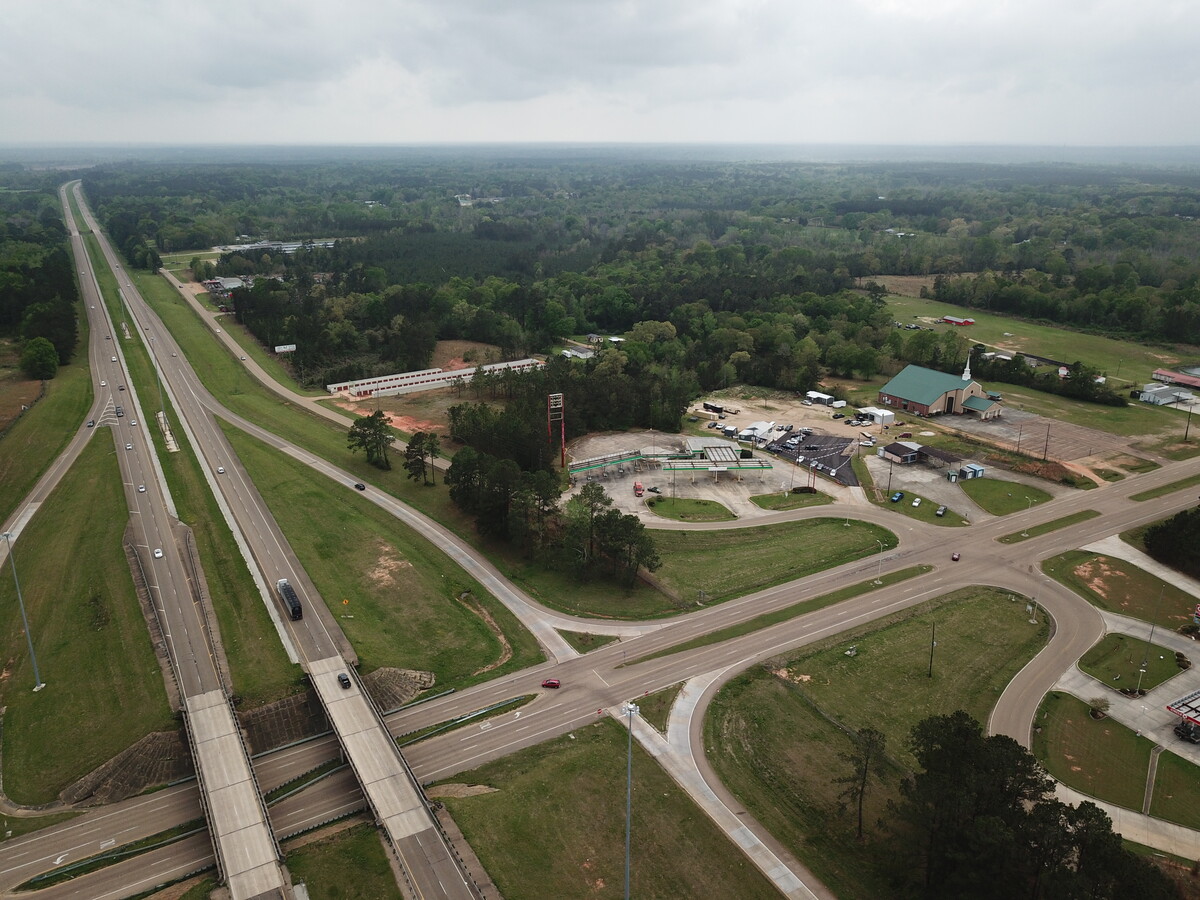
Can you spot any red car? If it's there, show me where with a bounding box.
[541,678,561,689]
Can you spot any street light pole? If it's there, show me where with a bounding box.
[875,540,884,584]
[624,701,640,900]
[1,533,45,691]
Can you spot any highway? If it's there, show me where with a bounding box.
[2,184,1199,898]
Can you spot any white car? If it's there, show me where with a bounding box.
[131,420,137,426]
[125,443,132,450]
[217,466,225,474]
[911,497,921,507]
[100,380,107,387]
[138,484,146,493]
[153,548,163,559]
[111,356,117,362]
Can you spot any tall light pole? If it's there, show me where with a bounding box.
[1,533,45,692]
[875,539,884,584]
[624,701,640,900]
[1022,496,1033,538]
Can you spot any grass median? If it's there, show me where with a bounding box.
[705,585,1049,899]
[0,439,174,804]
[998,509,1101,543]
[285,822,402,899]
[637,565,932,664]
[960,478,1053,515]
[1130,473,1200,502]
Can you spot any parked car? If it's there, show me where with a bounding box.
[911,497,921,507]
[898,432,912,438]
[935,505,947,517]
[860,440,875,447]
[1175,721,1200,744]
[951,552,961,561]
[832,412,846,419]
[890,491,904,502]
[541,678,561,689]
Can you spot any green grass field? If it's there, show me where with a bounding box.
[959,478,1053,515]
[0,439,174,804]
[1149,747,1200,830]
[1032,692,1153,811]
[286,823,402,899]
[884,294,1200,389]
[557,631,619,654]
[0,335,93,528]
[225,426,543,684]
[636,683,684,733]
[1042,551,1197,630]
[706,586,1049,898]
[439,720,781,900]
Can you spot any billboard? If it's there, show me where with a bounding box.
[274,344,297,354]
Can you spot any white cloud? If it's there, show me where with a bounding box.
[1,0,1197,145]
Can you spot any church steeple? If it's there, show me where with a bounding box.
[962,349,972,382]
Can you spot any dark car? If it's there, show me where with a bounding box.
[354,482,366,491]
[890,491,904,502]
[804,444,819,451]
[647,486,661,493]
[541,678,561,689]
[337,672,351,689]
[951,552,961,561]
[935,505,947,517]
[86,419,94,428]
[832,412,846,419]
[1175,721,1200,744]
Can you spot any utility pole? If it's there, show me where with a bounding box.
[927,621,937,678]
[624,701,640,900]
[1,533,45,691]
[1043,424,1051,461]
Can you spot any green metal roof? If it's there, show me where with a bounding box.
[880,365,972,406]
[962,395,996,413]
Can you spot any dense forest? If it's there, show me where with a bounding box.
[0,179,80,373]
[61,152,1200,459]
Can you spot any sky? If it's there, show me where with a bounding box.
[2,0,1197,147]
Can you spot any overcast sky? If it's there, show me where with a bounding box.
[2,0,1196,147]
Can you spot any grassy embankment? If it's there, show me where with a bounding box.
[705,586,1048,898]
[0,439,173,804]
[225,426,543,684]
[285,823,402,899]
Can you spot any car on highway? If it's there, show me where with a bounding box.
[541,678,561,689]
[100,380,106,387]
[118,384,125,390]
[153,548,163,559]
[87,420,94,428]
[111,356,117,362]
[126,443,132,450]
[138,484,146,492]
[131,420,137,426]
[337,673,352,689]
[354,482,366,491]
[890,491,904,502]
[951,552,960,561]
[240,355,247,360]
[217,466,225,474]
